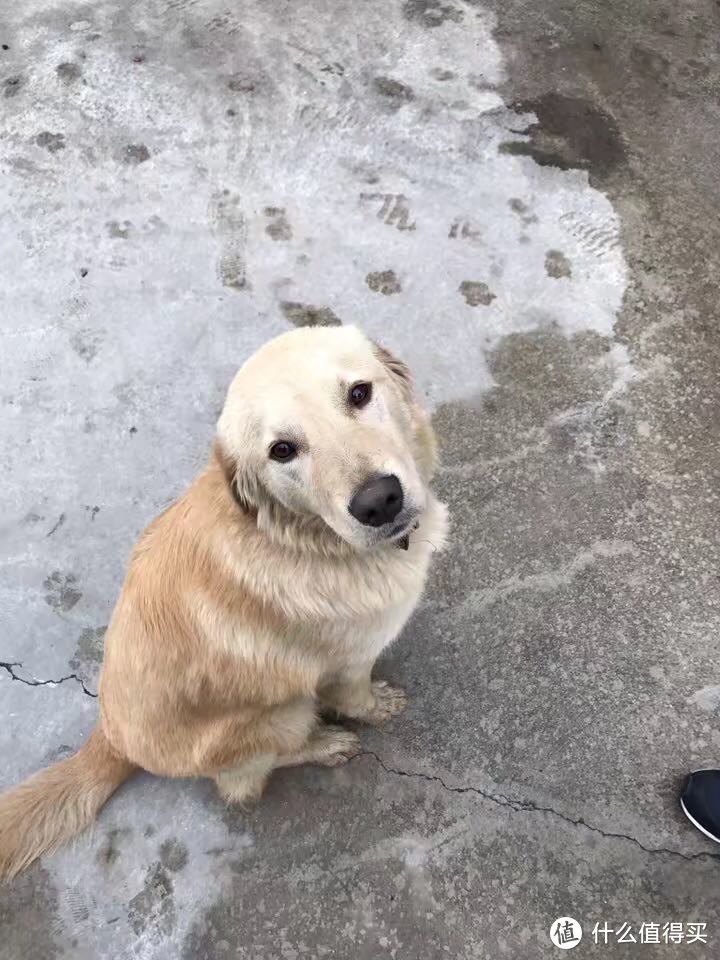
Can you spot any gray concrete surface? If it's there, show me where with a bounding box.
[1,0,720,956]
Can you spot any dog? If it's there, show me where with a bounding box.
[0,324,448,879]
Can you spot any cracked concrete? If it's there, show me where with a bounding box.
[0,661,97,699]
[2,0,720,956]
[354,751,719,865]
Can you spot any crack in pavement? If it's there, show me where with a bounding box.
[0,660,97,698]
[356,750,720,864]
[0,663,713,864]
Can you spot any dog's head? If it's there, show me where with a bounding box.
[215,326,438,550]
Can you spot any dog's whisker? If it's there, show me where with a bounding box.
[412,538,439,552]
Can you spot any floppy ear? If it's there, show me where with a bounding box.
[373,340,439,480]
[373,342,413,401]
[213,438,259,514]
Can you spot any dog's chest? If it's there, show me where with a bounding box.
[213,498,447,674]
[314,498,448,664]
[322,591,421,665]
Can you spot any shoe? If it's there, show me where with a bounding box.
[680,769,720,843]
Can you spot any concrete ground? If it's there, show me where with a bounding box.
[2,0,720,956]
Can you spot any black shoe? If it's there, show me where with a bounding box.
[680,769,720,843]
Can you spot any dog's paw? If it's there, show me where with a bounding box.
[310,726,362,767]
[363,681,408,725]
[215,778,265,811]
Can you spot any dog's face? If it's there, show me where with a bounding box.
[216,326,437,549]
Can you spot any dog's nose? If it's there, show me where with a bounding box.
[348,474,404,527]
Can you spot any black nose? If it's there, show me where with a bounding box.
[348,474,404,527]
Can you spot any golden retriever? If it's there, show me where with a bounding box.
[0,325,448,879]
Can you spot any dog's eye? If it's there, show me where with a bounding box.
[349,382,372,408]
[269,441,297,462]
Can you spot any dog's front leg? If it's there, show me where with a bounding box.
[319,664,408,725]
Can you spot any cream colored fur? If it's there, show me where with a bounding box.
[0,325,447,879]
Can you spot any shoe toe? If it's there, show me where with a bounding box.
[681,769,720,843]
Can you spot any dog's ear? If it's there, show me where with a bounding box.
[373,341,439,480]
[373,342,413,401]
[213,438,257,513]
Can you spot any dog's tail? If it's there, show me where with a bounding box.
[0,725,137,880]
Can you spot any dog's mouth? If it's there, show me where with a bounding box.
[388,518,420,551]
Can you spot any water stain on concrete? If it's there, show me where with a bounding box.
[208,189,248,291]
[56,62,81,82]
[432,327,624,534]
[430,67,456,80]
[373,76,415,110]
[128,862,176,939]
[7,157,43,177]
[366,269,402,295]
[360,192,416,231]
[449,218,481,241]
[113,380,137,406]
[70,625,106,674]
[96,827,132,867]
[43,571,82,611]
[508,197,538,225]
[107,219,131,239]
[631,44,670,87]
[0,865,64,960]
[264,206,292,241]
[160,838,189,872]
[349,160,380,184]
[468,73,494,92]
[36,131,66,153]
[280,301,341,327]
[3,75,23,96]
[501,94,626,179]
[70,328,103,362]
[122,143,150,165]
[545,249,572,278]
[402,0,463,28]
[459,280,495,306]
[467,326,616,448]
[227,72,256,93]
[143,214,168,235]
